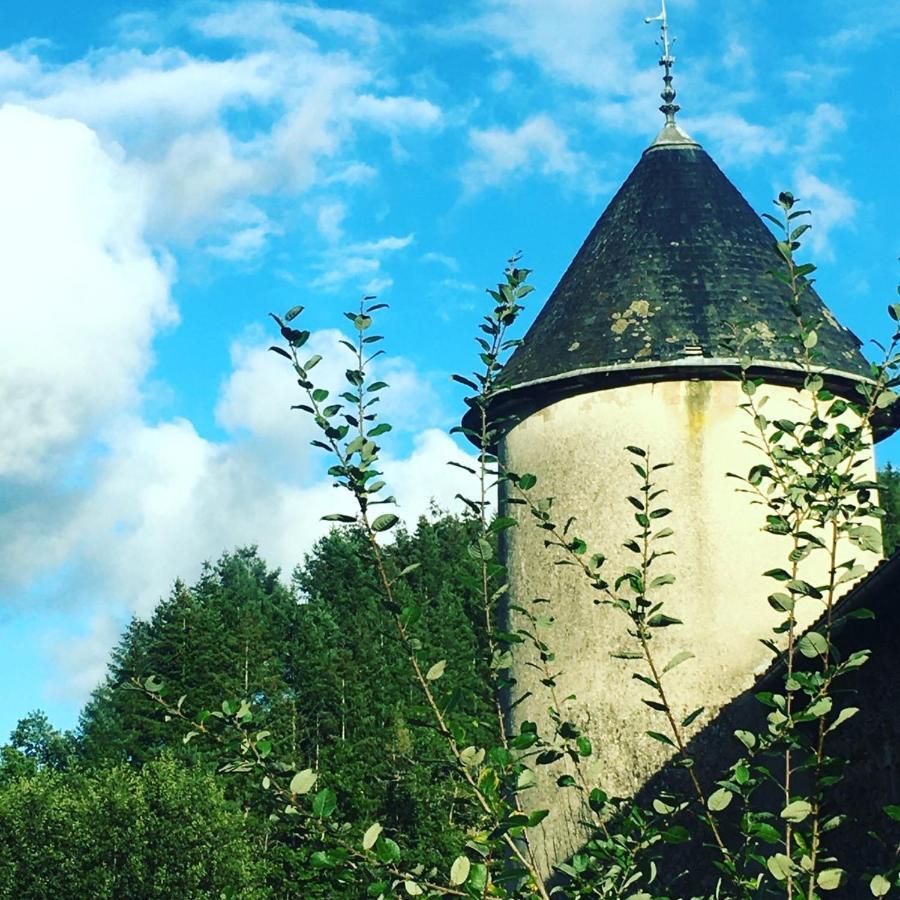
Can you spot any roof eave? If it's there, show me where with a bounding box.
[462,358,899,447]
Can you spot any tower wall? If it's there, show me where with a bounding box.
[498,378,881,874]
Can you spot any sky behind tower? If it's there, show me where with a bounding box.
[0,0,897,737]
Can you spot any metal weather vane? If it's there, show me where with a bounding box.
[645,0,680,126]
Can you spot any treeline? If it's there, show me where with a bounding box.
[0,514,496,898]
[1,468,898,897]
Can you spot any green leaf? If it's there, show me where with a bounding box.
[450,855,471,886]
[647,613,682,628]
[817,869,845,891]
[362,822,382,851]
[707,788,732,812]
[767,854,793,881]
[663,650,694,674]
[646,731,676,748]
[527,809,550,827]
[284,305,304,321]
[376,837,401,864]
[883,805,900,822]
[490,516,518,533]
[806,696,833,718]
[797,631,828,658]
[626,446,647,457]
[459,746,485,767]
[321,513,356,523]
[877,390,899,409]
[681,707,705,727]
[312,788,337,819]
[517,768,536,789]
[467,539,494,561]
[781,799,812,823]
[849,524,884,552]
[518,473,537,490]
[143,675,164,692]
[404,880,423,896]
[372,513,399,532]
[426,660,446,681]
[369,422,392,437]
[871,875,893,897]
[290,769,317,795]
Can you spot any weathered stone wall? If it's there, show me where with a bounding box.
[498,378,881,875]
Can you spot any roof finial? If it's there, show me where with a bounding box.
[645,0,679,126]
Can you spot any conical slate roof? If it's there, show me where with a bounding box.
[487,134,879,431]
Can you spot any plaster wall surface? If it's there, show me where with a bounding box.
[498,378,881,875]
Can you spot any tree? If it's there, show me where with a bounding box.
[879,463,900,556]
[0,710,76,780]
[0,755,267,898]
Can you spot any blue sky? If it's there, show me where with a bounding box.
[0,0,897,739]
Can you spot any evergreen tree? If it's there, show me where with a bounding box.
[73,513,496,886]
[879,463,900,556]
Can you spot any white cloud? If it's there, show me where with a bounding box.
[469,0,642,95]
[682,112,784,167]
[0,11,441,254]
[206,207,279,262]
[23,334,474,697]
[145,128,267,238]
[311,233,414,291]
[44,612,123,702]
[350,94,442,131]
[349,234,415,254]
[791,169,858,259]
[316,201,347,242]
[800,102,847,158]
[0,105,174,479]
[195,2,384,48]
[423,251,459,271]
[24,49,279,133]
[463,114,597,194]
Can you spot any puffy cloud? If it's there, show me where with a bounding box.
[38,413,478,700]
[681,112,785,167]
[470,0,643,95]
[463,114,598,194]
[19,48,279,134]
[0,105,174,480]
[791,169,858,259]
[194,2,384,48]
[350,94,443,131]
[316,201,347,243]
[0,9,441,254]
[311,233,415,292]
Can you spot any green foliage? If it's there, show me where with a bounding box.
[0,755,266,898]
[72,517,495,893]
[0,710,76,781]
[5,199,899,898]
[878,463,900,556]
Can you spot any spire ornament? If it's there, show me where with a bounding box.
[643,0,699,151]
[645,0,679,125]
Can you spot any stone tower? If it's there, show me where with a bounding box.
[480,12,892,876]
